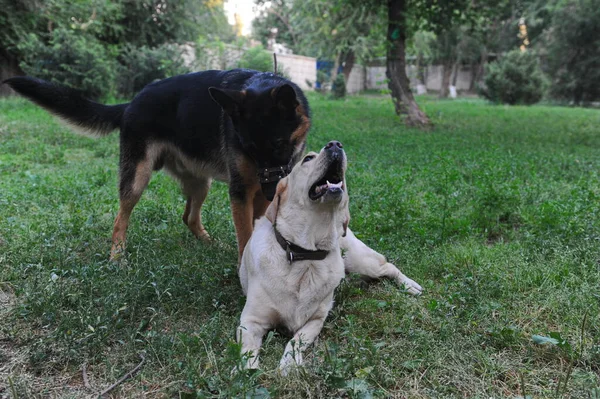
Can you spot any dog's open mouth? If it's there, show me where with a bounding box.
[309,160,344,201]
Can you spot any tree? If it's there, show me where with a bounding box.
[544,0,600,104]
[412,0,475,98]
[292,0,385,83]
[253,0,385,85]
[386,0,431,127]
[407,30,435,90]
[252,0,299,52]
[0,0,233,98]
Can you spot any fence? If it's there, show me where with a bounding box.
[192,43,316,91]
[351,64,477,94]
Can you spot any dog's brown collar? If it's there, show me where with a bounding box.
[273,224,329,264]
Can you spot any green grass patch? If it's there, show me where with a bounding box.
[1,94,599,398]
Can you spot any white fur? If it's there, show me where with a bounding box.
[237,146,422,375]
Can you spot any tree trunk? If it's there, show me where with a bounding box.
[386,0,431,128]
[468,61,477,92]
[0,48,24,96]
[471,50,487,93]
[330,52,341,90]
[451,61,459,86]
[416,55,426,86]
[439,60,453,99]
[342,51,355,83]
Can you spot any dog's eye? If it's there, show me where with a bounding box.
[302,155,315,163]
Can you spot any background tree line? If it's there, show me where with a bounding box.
[253,0,600,125]
[0,0,598,127]
[0,0,235,98]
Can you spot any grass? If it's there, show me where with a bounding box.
[0,93,599,398]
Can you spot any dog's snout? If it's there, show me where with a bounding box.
[325,141,344,159]
[325,141,343,150]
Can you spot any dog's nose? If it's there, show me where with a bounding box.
[325,141,343,150]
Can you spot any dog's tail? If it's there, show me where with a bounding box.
[3,76,128,137]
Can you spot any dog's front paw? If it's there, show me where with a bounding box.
[394,268,423,295]
[278,358,300,377]
[278,352,303,377]
[231,356,260,376]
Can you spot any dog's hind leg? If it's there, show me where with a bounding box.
[110,155,153,261]
[181,177,212,241]
[341,228,423,295]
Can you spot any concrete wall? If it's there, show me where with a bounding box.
[276,53,316,91]
[346,66,365,94]
[191,44,316,91]
[364,64,475,92]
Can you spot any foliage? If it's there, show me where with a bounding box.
[2,94,600,397]
[253,0,386,64]
[252,0,298,52]
[117,44,190,98]
[480,50,547,105]
[17,28,118,100]
[236,45,273,72]
[293,0,386,62]
[543,0,600,104]
[0,0,232,98]
[407,30,436,63]
[332,73,346,98]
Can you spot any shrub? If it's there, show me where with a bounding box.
[17,29,118,100]
[237,45,273,72]
[332,73,346,99]
[117,44,190,98]
[479,50,547,105]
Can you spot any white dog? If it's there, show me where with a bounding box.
[237,140,422,375]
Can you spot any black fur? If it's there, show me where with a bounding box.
[4,77,127,136]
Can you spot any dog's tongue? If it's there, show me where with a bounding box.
[314,180,343,195]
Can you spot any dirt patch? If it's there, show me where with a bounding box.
[0,289,95,398]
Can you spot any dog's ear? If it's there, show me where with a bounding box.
[272,84,299,113]
[265,177,288,223]
[209,87,245,117]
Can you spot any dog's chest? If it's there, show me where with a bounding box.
[276,258,345,331]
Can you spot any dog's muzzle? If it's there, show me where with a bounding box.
[258,164,292,201]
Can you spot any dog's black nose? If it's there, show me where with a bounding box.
[325,141,343,150]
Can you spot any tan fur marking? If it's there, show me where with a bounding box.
[132,158,152,195]
[236,155,260,185]
[110,159,152,261]
[182,179,212,241]
[290,109,310,142]
[231,193,257,264]
[110,199,136,260]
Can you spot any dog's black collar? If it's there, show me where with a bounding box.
[273,225,329,264]
[258,163,292,184]
[258,162,294,201]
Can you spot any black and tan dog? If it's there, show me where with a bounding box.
[4,70,310,260]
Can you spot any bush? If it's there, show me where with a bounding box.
[332,73,346,99]
[17,29,118,100]
[237,45,273,72]
[117,44,190,98]
[479,50,547,105]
